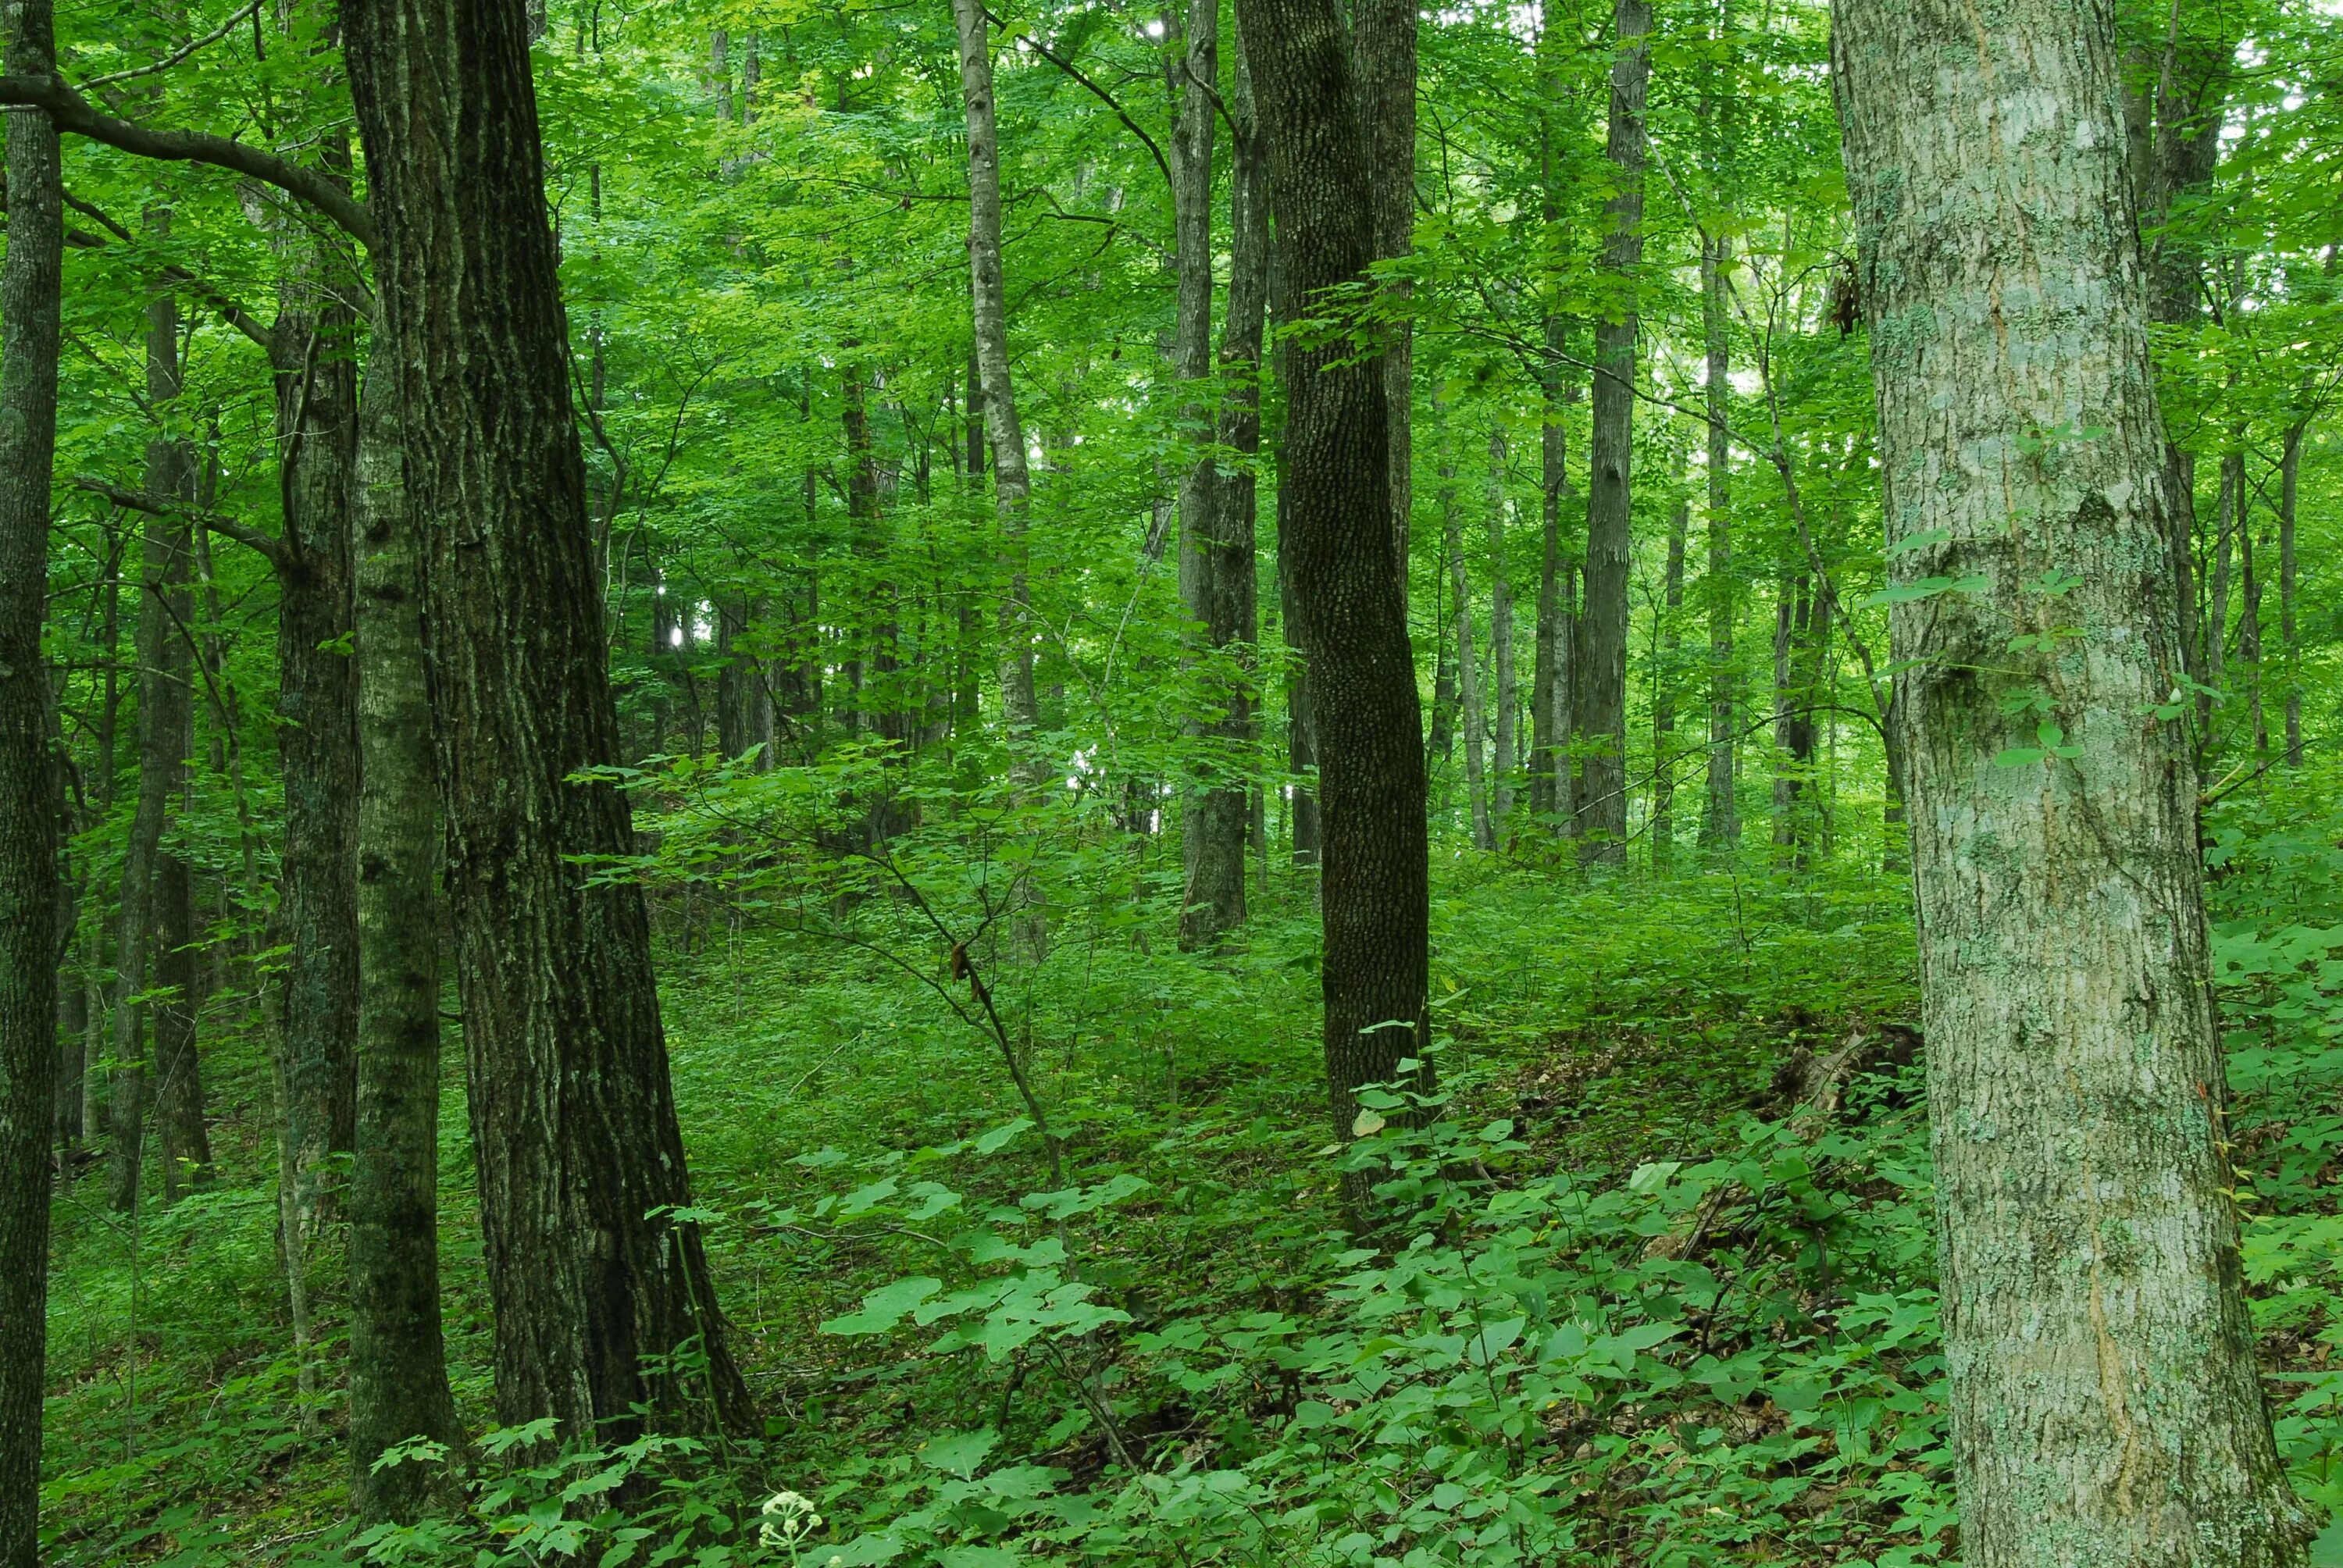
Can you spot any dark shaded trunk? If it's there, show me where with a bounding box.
[1835,0,2309,1554]
[1237,0,1428,1146]
[0,0,63,1551]
[715,593,773,765]
[1769,573,1824,866]
[341,0,753,1439]
[1280,497,1321,868]
[1351,0,1413,605]
[271,235,360,1288]
[112,240,199,1215]
[347,340,462,1523]
[1571,0,1649,862]
[151,834,206,1200]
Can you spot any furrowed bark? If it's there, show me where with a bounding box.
[0,0,65,1552]
[1834,0,2309,1556]
[340,0,753,1439]
[1237,0,1430,1156]
[1351,0,1413,607]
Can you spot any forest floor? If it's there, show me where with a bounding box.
[37,779,2343,1566]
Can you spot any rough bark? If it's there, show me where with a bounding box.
[951,0,1044,793]
[1351,0,1413,605]
[1238,0,1429,1141]
[1834,0,2310,1557]
[0,0,63,1551]
[1571,0,1649,862]
[347,341,462,1523]
[1486,429,1517,840]
[1699,231,1738,851]
[340,0,753,1439]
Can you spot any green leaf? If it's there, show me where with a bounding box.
[821,1276,942,1336]
[918,1427,999,1479]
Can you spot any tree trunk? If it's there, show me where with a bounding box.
[271,233,360,1293]
[2278,417,2302,764]
[951,0,1044,794]
[1835,0,2310,1557]
[1351,0,1413,606]
[715,593,772,765]
[112,241,198,1215]
[340,0,753,1440]
[1769,573,1823,866]
[1486,428,1517,842]
[2200,445,2239,745]
[151,826,206,1200]
[1571,0,1650,862]
[1653,485,1686,868]
[1174,0,1245,947]
[347,340,462,1523]
[1529,321,1574,833]
[2239,495,2264,754]
[1239,0,1430,1146]
[0,0,63,1548]
[1280,495,1321,868]
[1699,231,1739,852]
[1444,457,1491,850]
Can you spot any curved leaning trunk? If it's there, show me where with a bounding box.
[1834,0,2309,1559]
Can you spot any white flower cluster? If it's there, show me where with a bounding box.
[758,1489,822,1551]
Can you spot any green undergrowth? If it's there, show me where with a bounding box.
[37,772,2343,1567]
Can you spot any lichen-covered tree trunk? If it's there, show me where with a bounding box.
[1834,0,2310,1557]
[346,342,462,1522]
[341,0,752,1439]
[1238,0,1429,1149]
[1571,0,1649,861]
[0,0,64,1552]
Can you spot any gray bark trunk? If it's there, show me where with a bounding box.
[951,0,1045,792]
[1835,0,2310,1557]
[347,339,462,1523]
[1571,0,1649,862]
[2278,418,2301,764]
[0,0,63,1552]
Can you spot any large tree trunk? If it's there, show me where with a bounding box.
[1529,321,1574,833]
[1699,231,1738,852]
[1351,0,1413,606]
[1835,1,2310,1559]
[1486,428,1517,841]
[951,0,1045,794]
[1571,0,1650,861]
[0,0,63,1551]
[340,0,753,1440]
[347,341,462,1523]
[1238,0,1428,1146]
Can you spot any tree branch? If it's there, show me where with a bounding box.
[58,189,275,351]
[980,9,1173,191]
[72,476,286,570]
[0,72,376,248]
